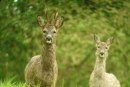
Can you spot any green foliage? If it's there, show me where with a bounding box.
[0,0,130,87]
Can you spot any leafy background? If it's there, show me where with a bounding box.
[0,0,130,87]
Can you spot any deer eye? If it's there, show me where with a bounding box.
[43,30,47,33]
[105,47,108,49]
[97,46,100,48]
[53,31,56,33]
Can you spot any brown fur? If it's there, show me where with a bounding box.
[25,44,57,87]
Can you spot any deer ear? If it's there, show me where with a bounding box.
[94,34,100,44]
[107,37,113,45]
[55,16,64,29]
[37,16,45,28]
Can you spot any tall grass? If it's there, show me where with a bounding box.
[0,79,66,87]
[0,79,26,87]
[0,80,79,87]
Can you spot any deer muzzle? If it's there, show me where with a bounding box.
[99,50,105,58]
[46,35,52,44]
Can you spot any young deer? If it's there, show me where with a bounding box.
[89,35,121,87]
[25,8,64,87]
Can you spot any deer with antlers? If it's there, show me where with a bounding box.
[24,8,64,87]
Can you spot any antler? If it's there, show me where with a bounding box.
[50,9,58,25]
[38,8,63,28]
[45,8,49,21]
[53,9,58,21]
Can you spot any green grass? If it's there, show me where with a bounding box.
[0,80,26,87]
[0,79,66,87]
[0,80,77,87]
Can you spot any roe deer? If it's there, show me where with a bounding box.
[89,34,121,87]
[25,8,64,87]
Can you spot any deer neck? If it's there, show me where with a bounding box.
[41,43,57,71]
[93,56,106,78]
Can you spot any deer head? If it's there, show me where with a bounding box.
[37,8,64,45]
[94,34,113,59]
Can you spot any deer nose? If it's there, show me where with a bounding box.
[100,49,105,55]
[46,35,52,40]
[100,52,104,55]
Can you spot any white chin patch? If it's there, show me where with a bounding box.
[46,40,52,44]
[99,54,105,58]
